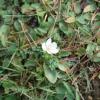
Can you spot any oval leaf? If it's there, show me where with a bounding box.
[83,5,95,13]
[0,25,10,46]
[58,64,66,72]
[44,65,57,84]
[65,16,75,23]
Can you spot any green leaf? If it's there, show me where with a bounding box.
[12,86,28,94]
[86,43,100,62]
[31,3,41,9]
[96,52,100,57]
[14,20,22,31]
[0,25,10,35]
[76,91,80,100]
[83,13,91,20]
[0,96,3,100]
[74,2,81,14]
[63,82,75,99]
[21,3,33,14]
[56,83,69,100]
[59,51,71,58]
[0,34,6,46]
[76,47,85,56]
[58,64,67,72]
[0,0,5,8]
[1,79,17,93]
[59,22,68,35]
[48,16,54,24]
[56,83,67,94]
[86,43,97,56]
[77,15,86,24]
[93,57,100,62]
[4,95,17,100]
[83,5,96,13]
[79,25,91,36]
[0,25,10,46]
[49,27,61,41]
[44,64,57,84]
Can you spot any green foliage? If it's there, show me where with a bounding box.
[0,0,99,100]
[44,64,57,84]
[86,43,100,62]
[0,25,10,46]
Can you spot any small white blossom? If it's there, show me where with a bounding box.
[42,38,59,54]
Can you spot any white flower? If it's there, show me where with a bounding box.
[42,38,59,54]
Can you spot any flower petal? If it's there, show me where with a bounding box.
[52,42,57,48]
[42,43,47,51]
[46,38,52,46]
[49,48,59,54]
[46,49,53,54]
[52,48,59,54]
[42,38,59,54]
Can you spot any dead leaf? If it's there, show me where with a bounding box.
[65,16,76,23]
